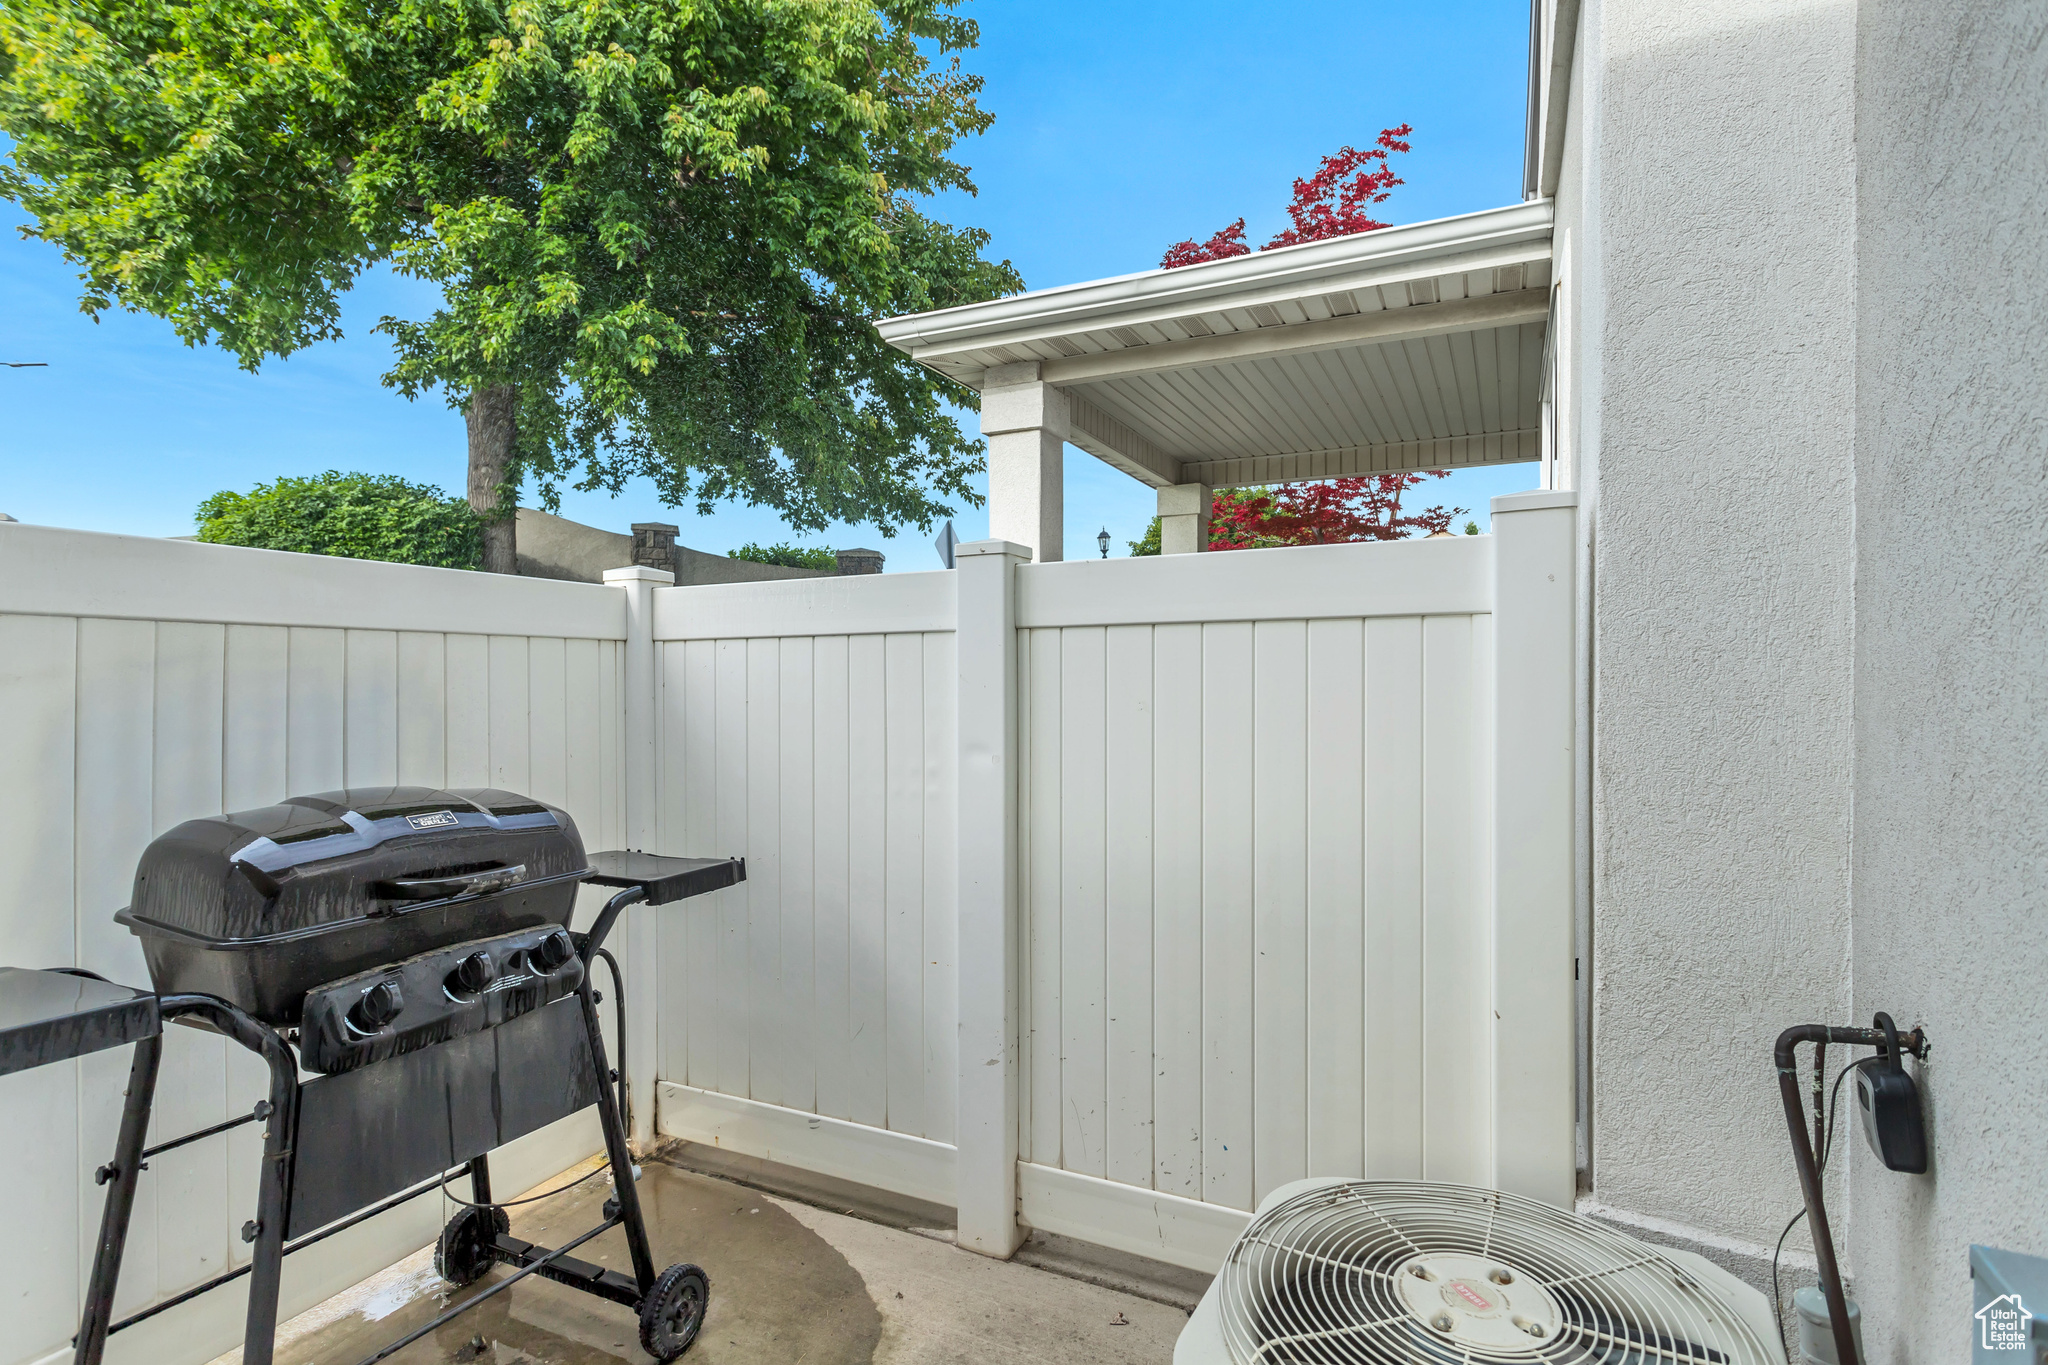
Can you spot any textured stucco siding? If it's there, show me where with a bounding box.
[513,507,829,586]
[1849,0,2048,1355]
[1583,0,1857,1254]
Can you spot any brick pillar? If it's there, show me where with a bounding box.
[630,523,678,578]
[835,548,885,575]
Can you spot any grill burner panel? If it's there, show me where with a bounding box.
[289,994,602,1237]
[296,925,587,1074]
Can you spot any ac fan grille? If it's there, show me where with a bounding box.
[1215,1182,1776,1365]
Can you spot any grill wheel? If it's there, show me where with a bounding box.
[638,1262,710,1361]
[433,1206,509,1287]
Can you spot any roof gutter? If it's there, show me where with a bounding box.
[876,200,1554,353]
[1523,0,1544,199]
[1524,0,1585,200]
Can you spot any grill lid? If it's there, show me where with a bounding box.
[124,787,586,944]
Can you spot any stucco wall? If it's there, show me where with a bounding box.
[1563,0,2048,1349]
[1580,0,1858,1266]
[1849,0,2048,1356]
[514,507,829,586]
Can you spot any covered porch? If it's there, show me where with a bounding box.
[877,200,1554,558]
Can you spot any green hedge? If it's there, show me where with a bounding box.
[728,542,839,571]
[196,471,484,569]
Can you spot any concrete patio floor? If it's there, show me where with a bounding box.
[217,1153,1191,1365]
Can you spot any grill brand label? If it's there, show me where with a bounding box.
[406,810,460,831]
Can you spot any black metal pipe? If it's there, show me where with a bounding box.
[1774,1022,1926,1365]
[582,884,647,963]
[1811,1039,1827,1161]
[75,1033,161,1365]
[594,946,631,1130]
[159,994,300,1365]
[577,979,657,1292]
[141,1103,264,1161]
[351,1215,621,1365]
[87,1162,473,1340]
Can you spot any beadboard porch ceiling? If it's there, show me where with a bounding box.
[877,200,1553,488]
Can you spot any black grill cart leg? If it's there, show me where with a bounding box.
[75,1033,162,1365]
[577,981,657,1294]
[158,994,301,1365]
[470,1152,495,1205]
[240,1017,300,1365]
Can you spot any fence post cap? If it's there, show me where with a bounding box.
[1491,490,1579,515]
[955,539,1033,560]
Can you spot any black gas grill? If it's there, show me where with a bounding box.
[120,787,590,1021]
[0,786,744,1365]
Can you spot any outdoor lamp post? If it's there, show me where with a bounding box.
[1097,527,1110,559]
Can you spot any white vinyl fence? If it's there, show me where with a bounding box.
[0,493,1577,1365]
[0,527,630,1365]
[647,575,961,1157]
[643,493,1579,1272]
[1014,567,1494,1229]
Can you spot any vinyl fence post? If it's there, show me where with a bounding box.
[954,538,1031,1256]
[1488,491,1579,1208]
[606,563,673,1144]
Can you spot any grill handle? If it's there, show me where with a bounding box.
[371,864,527,904]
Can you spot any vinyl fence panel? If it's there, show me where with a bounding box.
[642,525,1575,1271]
[0,525,626,1365]
[649,574,962,1207]
[0,505,1578,1337]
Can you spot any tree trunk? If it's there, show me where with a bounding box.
[465,384,519,574]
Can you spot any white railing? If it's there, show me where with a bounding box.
[0,526,631,1365]
[0,495,1577,1365]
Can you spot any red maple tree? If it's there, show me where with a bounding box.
[1162,125,1414,268]
[1206,472,1465,550]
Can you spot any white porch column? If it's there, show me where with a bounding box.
[954,538,1029,1257]
[1487,491,1578,1207]
[605,563,673,1144]
[1157,482,1212,554]
[980,361,1065,562]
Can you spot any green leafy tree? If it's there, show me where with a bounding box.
[0,0,1020,572]
[196,470,483,568]
[729,541,837,571]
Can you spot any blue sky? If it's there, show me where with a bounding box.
[0,0,1539,568]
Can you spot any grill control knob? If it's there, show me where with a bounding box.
[348,978,404,1033]
[531,929,576,973]
[450,951,497,994]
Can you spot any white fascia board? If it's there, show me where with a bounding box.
[875,200,1553,358]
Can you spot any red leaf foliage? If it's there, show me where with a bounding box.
[1159,218,1250,270]
[1206,471,1465,551]
[1160,125,1414,269]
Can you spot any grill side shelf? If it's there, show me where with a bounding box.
[0,968,159,1078]
[582,851,746,907]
